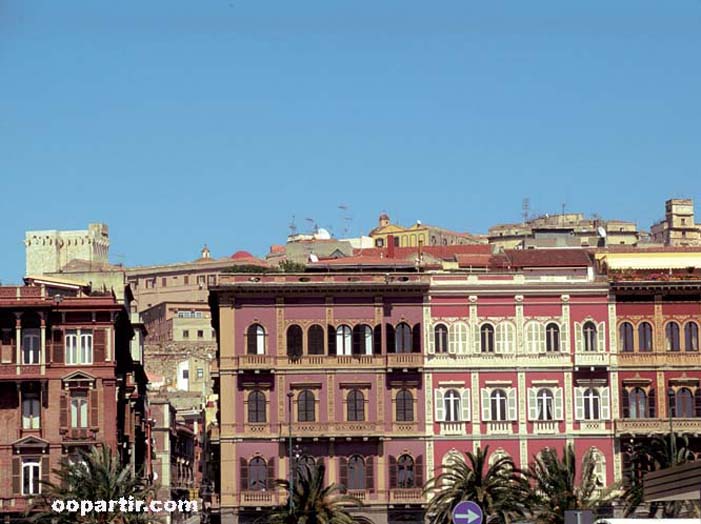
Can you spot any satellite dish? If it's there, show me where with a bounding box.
[597,226,607,238]
[314,228,331,240]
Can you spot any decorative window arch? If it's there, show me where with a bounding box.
[352,324,373,355]
[396,389,414,422]
[307,324,325,355]
[628,387,647,419]
[619,322,634,353]
[247,324,266,355]
[583,322,597,352]
[490,389,508,421]
[347,389,365,422]
[535,389,554,421]
[480,324,495,353]
[297,390,315,422]
[488,448,511,467]
[287,325,303,358]
[347,455,366,490]
[397,454,416,488]
[247,390,266,423]
[395,323,412,353]
[583,388,601,420]
[443,389,461,422]
[336,325,352,356]
[666,322,681,352]
[248,457,267,491]
[434,324,448,354]
[546,323,561,352]
[588,447,606,487]
[685,322,699,352]
[638,322,653,352]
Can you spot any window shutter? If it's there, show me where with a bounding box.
[373,325,382,355]
[621,389,630,418]
[507,323,514,353]
[240,458,249,491]
[561,321,569,353]
[60,392,68,428]
[554,388,563,420]
[42,456,50,485]
[574,322,583,353]
[415,454,424,488]
[366,456,374,491]
[525,324,533,353]
[266,458,275,489]
[386,324,395,354]
[528,389,537,421]
[12,457,21,495]
[574,387,584,420]
[448,325,456,354]
[328,325,337,356]
[435,390,445,422]
[460,324,469,354]
[339,457,348,491]
[389,455,397,489]
[648,389,656,418]
[695,389,701,418]
[90,390,99,427]
[539,323,546,353]
[94,329,106,362]
[428,324,435,354]
[507,389,517,421]
[601,387,610,420]
[412,324,421,353]
[598,322,606,353]
[461,390,471,421]
[52,329,64,364]
[481,389,491,421]
[669,389,676,417]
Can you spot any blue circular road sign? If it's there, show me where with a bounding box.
[453,501,483,524]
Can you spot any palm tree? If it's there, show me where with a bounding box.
[622,433,697,518]
[526,444,617,524]
[424,446,530,524]
[30,446,153,524]
[266,463,362,524]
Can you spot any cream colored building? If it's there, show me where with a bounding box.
[369,213,484,248]
[25,223,110,276]
[651,198,701,246]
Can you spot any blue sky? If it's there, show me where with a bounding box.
[1,1,700,283]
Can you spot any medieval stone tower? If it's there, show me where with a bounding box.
[25,223,110,276]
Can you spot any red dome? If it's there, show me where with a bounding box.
[231,250,254,260]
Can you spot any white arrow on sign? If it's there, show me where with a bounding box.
[454,509,481,524]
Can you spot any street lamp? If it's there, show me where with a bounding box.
[287,391,294,514]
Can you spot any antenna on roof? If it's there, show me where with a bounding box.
[339,204,352,237]
[289,216,298,236]
[305,217,316,233]
[522,198,530,223]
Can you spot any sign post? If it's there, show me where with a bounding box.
[453,501,483,524]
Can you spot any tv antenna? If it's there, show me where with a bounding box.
[522,198,530,223]
[339,204,352,237]
[289,216,298,236]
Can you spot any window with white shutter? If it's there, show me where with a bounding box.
[554,388,563,420]
[561,321,570,353]
[447,324,457,354]
[574,387,584,420]
[427,323,435,354]
[597,322,606,353]
[600,387,610,420]
[460,390,471,421]
[528,388,538,420]
[435,390,444,422]
[507,389,517,421]
[452,322,469,354]
[496,322,515,354]
[574,322,583,353]
[481,389,491,421]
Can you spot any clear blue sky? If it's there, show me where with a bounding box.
[2,1,700,283]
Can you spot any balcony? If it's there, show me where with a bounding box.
[278,421,380,438]
[281,355,385,370]
[617,352,700,368]
[486,421,513,435]
[346,489,368,502]
[533,421,559,434]
[574,352,609,367]
[439,422,466,436]
[386,353,423,370]
[239,490,276,506]
[62,428,97,441]
[389,488,424,504]
[237,355,275,371]
[615,417,701,436]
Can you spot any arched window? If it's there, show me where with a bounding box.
[434,324,448,354]
[536,389,554,421]
[444,389,460,422]
[347,455,366,490]
[481,324,495,353]
[495,322,515,353]
[629,387,647,419]
[675,388,694,418]
[307,325,325,355]
[21,328,40,365]
[287,325,303,358]
[685,322,699,352]
[247,390,266,423]
[336,325,352,356]
[297,390,315,422]
[352,324,373,355]
[247,324,265,355]
[347,389,365,422]
[638,322,653,352]
[488,448,511,467]
[397,455,415,488]
[588,448,606,487]
[248,457,267,491]
[395,323,412,353]
[396,389,414,422]
[490,389,507,421]
[546,323,560,352]
[619,322,634,353]
[583,322,597,352]
[583,388,601,420]
[666,322,681,352]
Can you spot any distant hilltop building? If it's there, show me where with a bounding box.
[369,213,485,248]
[651,198,701,247]
[488,213,640,250]
[25,223,110,276]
